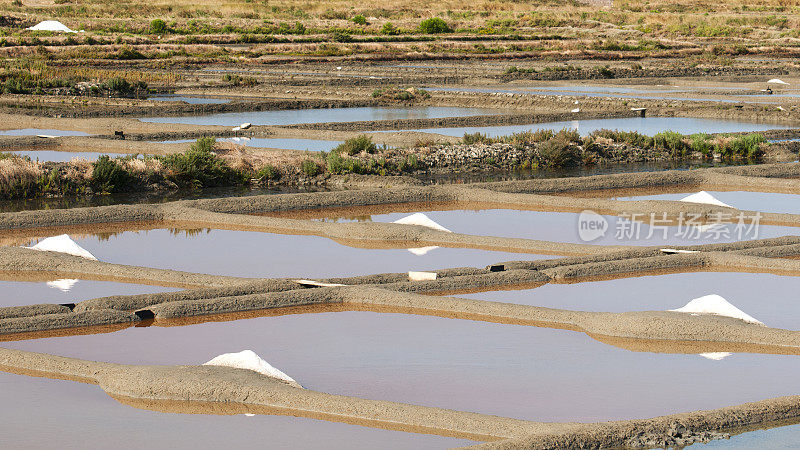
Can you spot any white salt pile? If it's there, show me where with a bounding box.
[204,350,302,388]
[768,79,789,85]
[699,352,732,361]
[670,294,764,325]
[27,21,78,33]
[46,279,79,292]
[393,212,451,232]
[679,191,734,208]
[26,235,97,260]
[408,271,437,281]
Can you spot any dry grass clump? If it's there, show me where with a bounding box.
[0,156,44,198]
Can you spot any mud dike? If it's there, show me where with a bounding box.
[3,163,800,448]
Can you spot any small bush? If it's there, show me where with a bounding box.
[333,135,377,155]
[149,19,168,34]
[463,132,491,145]
[352,15,368,25]
[653,131,690,156]
[381,22,399,35]
[255,164,280,180]
[161,138,240,188]
[419,17,451,34]
[690,133,714,156]
[537,137,581,168]
[91,155,133,193]
[301,159,322,176]
[113,46,147,60]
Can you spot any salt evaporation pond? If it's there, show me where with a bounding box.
[0,129,89,137]
[158,137,342,152]
[689,423,800,448]
[458,272,800,331]
[20,229,540,278]
[269,204,800,247]
[618,191,800,215]
[0,279,177,308]
[139,106,503,127]
[8,311,800,423]
[393,117,785,138]
[4,150,106,162]
[148,95,231,105]
[0,372,469,449]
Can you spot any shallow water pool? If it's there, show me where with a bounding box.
[0,372,469,449]
[5,150,106,162]
[7,310,800,423]
[159,137,342,152]
[392,117,785,138]
[0,129,89,137]
[22,228,539,278]
[0,279,177,308]
[140,106,503,127]
[270,204,800,247]
[457,271,800,330]
[618,191,800,215]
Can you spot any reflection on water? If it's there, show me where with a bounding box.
[392,117,786,138]
[0,279,177,308]
[140,106,504,127]
[0,129,89,137]
[689,421,800,448]
[148,95,231,105]
[8,311,800,422]
[20,228,541,278]
[273,206,800,247]
[158,137,343,152]
[0,372,469,449]
[458,272,800,331]
[3,150,106,162]
[619,190,800,215]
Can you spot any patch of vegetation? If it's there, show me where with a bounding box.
[352,15,368,25]
[419,18,451,34]
[332,135,377,156]
[149,19,169,34]
[372,86,430,101]
[161,138,242,188]
[463,132,492,145]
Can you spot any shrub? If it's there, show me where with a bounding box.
[537,137,581,168]
[333,135,377,155]
[352,15,368,25]
[381,22,399,35]
[690,133,714,156]
[91,155,133,193]
[463,132,491,145]
[255,164,280,180]
[653,131,690,156]
[715,134,766,159]
[301,159,322,176]
[149,19,168,34]
[419,18,451,34]
[161,138,240,188]
[113,46,147,60]
[326,152,365,174]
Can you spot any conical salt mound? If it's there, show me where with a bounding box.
[669,294,763,325]
[27,21,77,33]
[204,350,302,388]
[768,78,789,85]
[679,191,734,208]
[393,213,451,232]
[26,235,97,260]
